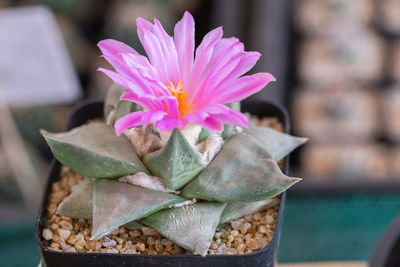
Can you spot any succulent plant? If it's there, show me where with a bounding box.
[41,11,308,256]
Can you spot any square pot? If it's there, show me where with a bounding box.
[35,98,290,267]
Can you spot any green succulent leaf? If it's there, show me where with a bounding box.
[141,202,226,256]
[244,125,308,161]
[114,100,142,122]
[181,133,301,202]
[104,84,126,119]
[221,102,241,139]
[57,177,94,219]
[143,128,205,190]
[104,85,143,125]
[219,197,280,225]
[41,122,149,178]
[92,179,184,240]
[197,128,212,144]
[227,101,241,112]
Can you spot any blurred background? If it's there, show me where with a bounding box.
[1,0,400,266]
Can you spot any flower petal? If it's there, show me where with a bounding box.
[202,117,224,132]
[120,91,163,111]
[190,38,243,105]
[121,53,169,96]
[137,18,169,84]
[213,73,276,104]
[201,104,249,128]
[98,40,139,78]
[98,68,158,97]
[153,19,180,84]
[210,51,261,92]
[187,27,223,101]
[228,51,261,80]
[155,117,184,132]
[114,110,166,135]
[97,67,131,89]
[121,53,159,80]
[159,95,180,119]
[174,11,195,84]
[184,104,248,131]
[98,39,138,57]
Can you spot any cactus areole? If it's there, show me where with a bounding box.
[40,11,307,257]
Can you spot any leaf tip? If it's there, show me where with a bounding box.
[196,240,210,256]
[293,177,303,183]
[39,129,48,138]
[299,137,309,144]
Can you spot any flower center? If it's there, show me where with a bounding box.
[166,80,193,118]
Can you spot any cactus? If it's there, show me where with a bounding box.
[42,94,306,255]
[41,11,308,256]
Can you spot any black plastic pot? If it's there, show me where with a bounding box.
[370,215,400,267]
[35,98,290,267]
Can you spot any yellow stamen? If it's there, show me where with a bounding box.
[165,80,193,118]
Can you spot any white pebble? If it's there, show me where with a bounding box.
[103,236,117,248]
[42,229,53,241]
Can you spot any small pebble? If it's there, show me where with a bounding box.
[59,220,73,230]
[230,221,242,230]
[246,239,262,250]
[141,226,159,236]
[231,230,239,237]
[58,229,71,240]
[210,242,218,250]
[257,225,267,234]
[103,237,117,248]
[161,239,173,247]
[42,229,53,241]
[265,215,274,224]
[137,242,145,252]
[240,223,251,234]
[224,248,237,255]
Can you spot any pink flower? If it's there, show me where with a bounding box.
[98,11,275,135]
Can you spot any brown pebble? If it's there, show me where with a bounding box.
[253,212,261,221]
[174,244,184,254]
[147,237,156,245]
[50,242,60,248]
[137,242,145,252]
[210,242,218,250]
[224,248,237,255]
[236,243,246,252]
[257,225,267,234]
[130,230,141,238]
[155,239,163,252]
[52,235,62,243]
[246,239,261,250]
[59,220,73,230]
[141,226,160,236]
[161,239,173,247]
[66,235,77,245]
